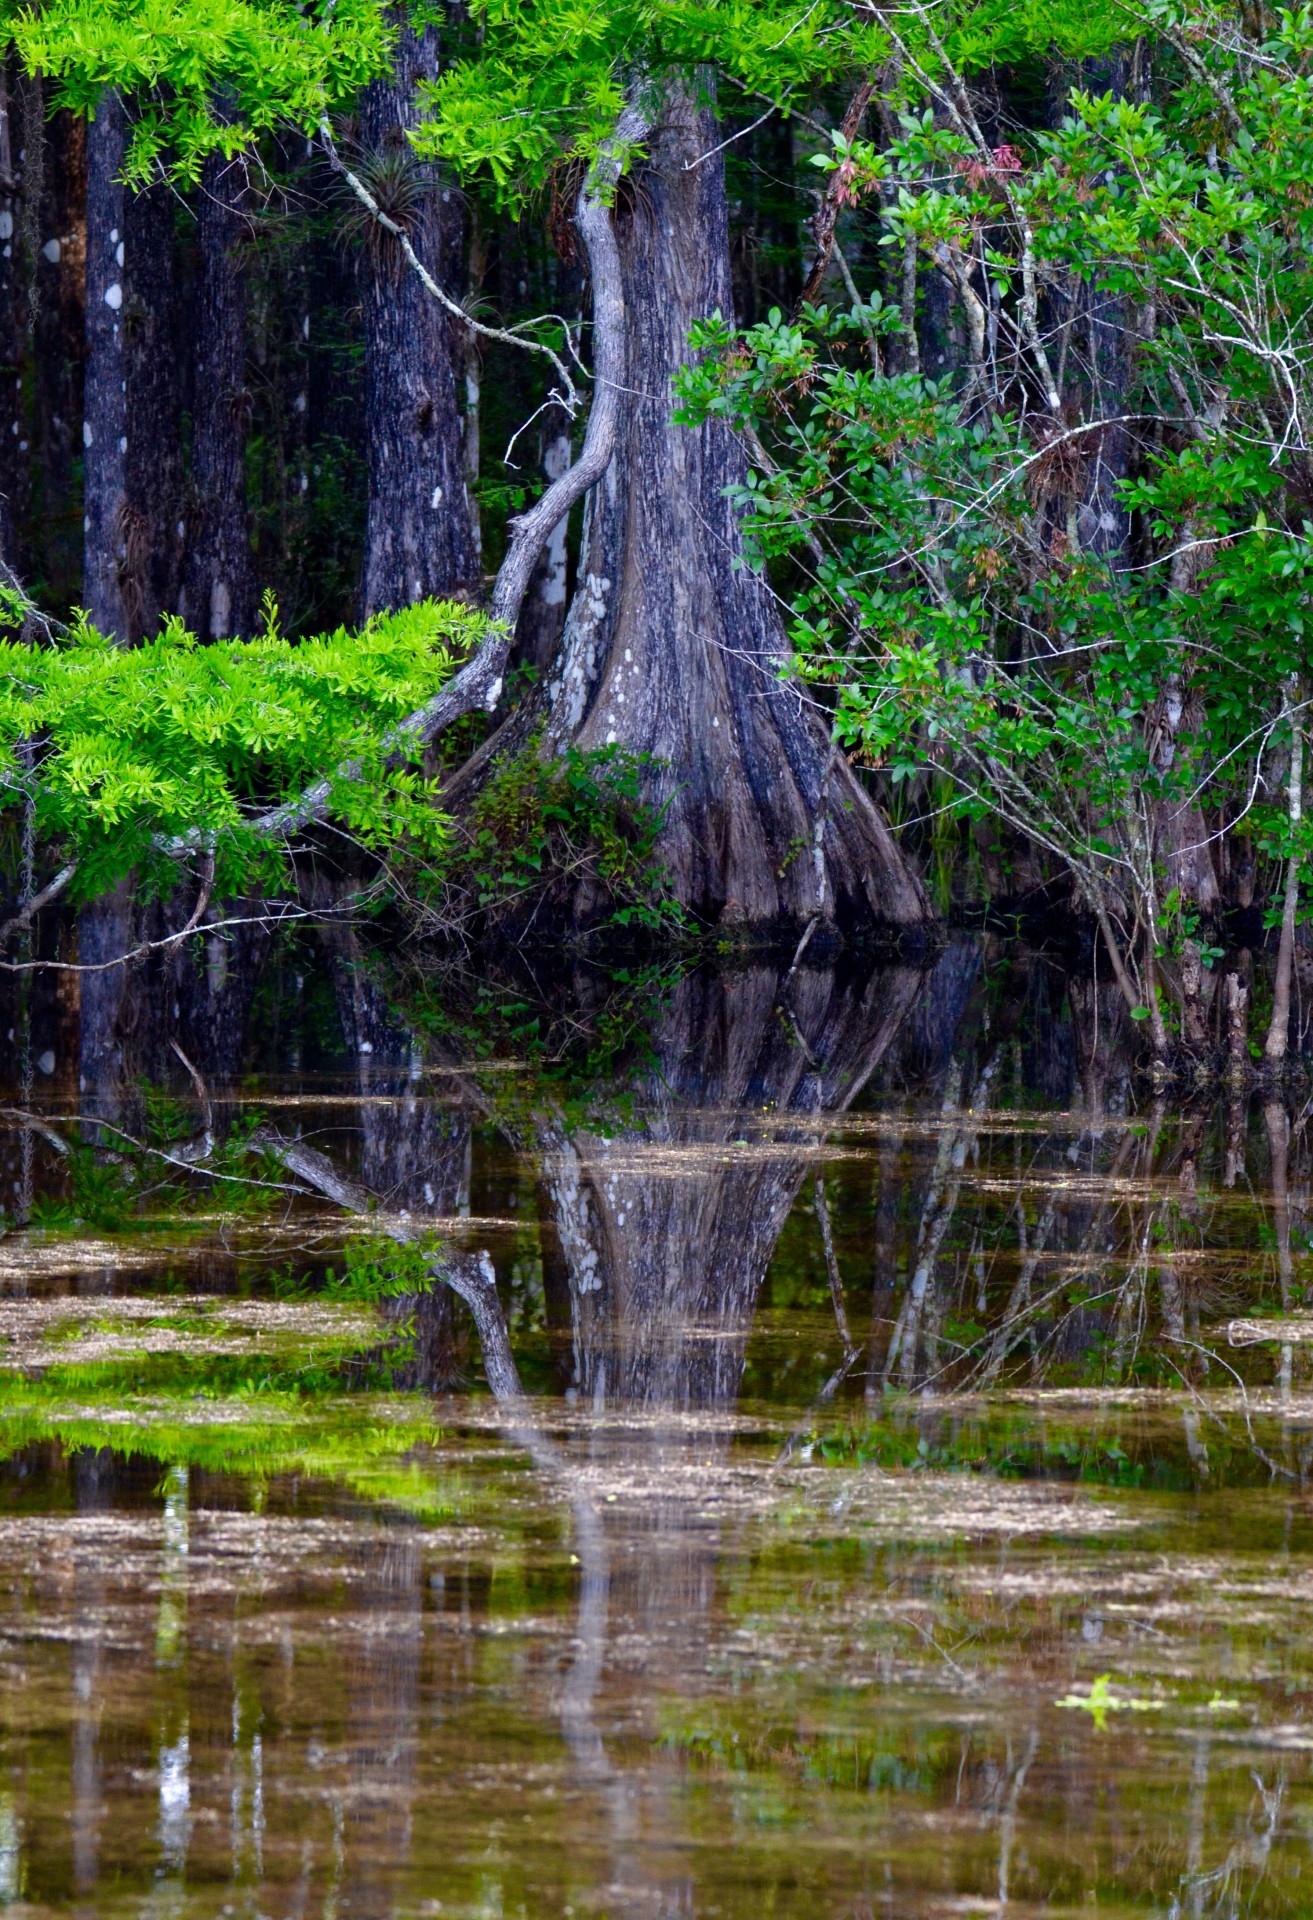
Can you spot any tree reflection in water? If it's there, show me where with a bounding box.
[0,943,1311,1915]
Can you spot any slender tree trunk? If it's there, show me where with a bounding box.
[543,74,927,933]
[83,90,181,640]
[1265,681,1304,1065]
[78,96,132,1113]
[0,62,29,567]
[31,93,86,609]
[121,171,183,633]
[183,147,256,637]
[79,92,183,1108]
[82,91,128,638]
[357,20,478,614]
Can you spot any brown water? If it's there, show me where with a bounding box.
[1,950,1312,1917]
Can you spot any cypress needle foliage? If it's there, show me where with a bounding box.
[13,0,394,179]
[0,596,480,898]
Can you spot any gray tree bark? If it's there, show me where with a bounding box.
[542,77,927,934]
[357,21,478,615]
[182,147,256,637]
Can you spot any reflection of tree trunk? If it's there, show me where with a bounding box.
[1266,1099,1294,1401]
[541,75,926,934]
[71,1447,114,1901]
[341,1538,424,1920]
[885,1051,998,1389]
[317,933,476,1388]
[535,962,920,1409]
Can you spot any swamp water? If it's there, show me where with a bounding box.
[0,946,1312,1916]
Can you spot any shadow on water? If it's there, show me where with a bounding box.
[2,938,1313,1913]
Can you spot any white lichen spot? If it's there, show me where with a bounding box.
[82,420,93,448]
[109,228,119,245]
[430,485,443,509]
[0,213,13,240]
[118,435,127,454]
[484,677,503,711]
[104,282,122,311]
[115,241,124,268]
[41,237,60,264]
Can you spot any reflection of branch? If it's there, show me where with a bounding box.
[253,1129,523,1401]
[814,1175,856,1356]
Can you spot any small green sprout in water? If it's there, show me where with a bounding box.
[1055,1674,1160,1731]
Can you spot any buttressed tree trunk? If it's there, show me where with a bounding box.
[358,20,478,615]
[544,77,927,933]
[183,147,256,638]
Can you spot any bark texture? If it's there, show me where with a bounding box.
[82,90,182,638]
[31,97,86,609]
[0,64,29,566]
[544,77,927,934]
[82,93,127,638]
[183,148,256,637]
[357,21,478,615]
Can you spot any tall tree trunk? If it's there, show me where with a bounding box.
[122,173,183,634]
[31,93,86,610]
[357,20,478,615]
[79,92,183,1109]
[78,96,132,1114]
[543,76,927,933]
[83,91,182,640]
[0,63,29,569]
[82,91,128,638]
[183,147,256,637]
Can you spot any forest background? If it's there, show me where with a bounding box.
[0,0,1309,1079]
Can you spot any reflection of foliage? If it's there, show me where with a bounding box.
[0,1367,464,1522]
[24,1106,284,1233]
[279,1234,440,1304]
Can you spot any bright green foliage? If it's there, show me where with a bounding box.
[418,0,887,203]
[13,0,393,179]
[418,0,1117,204]
[0,597,481,901]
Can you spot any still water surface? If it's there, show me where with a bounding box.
[0,949,1312,1916]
